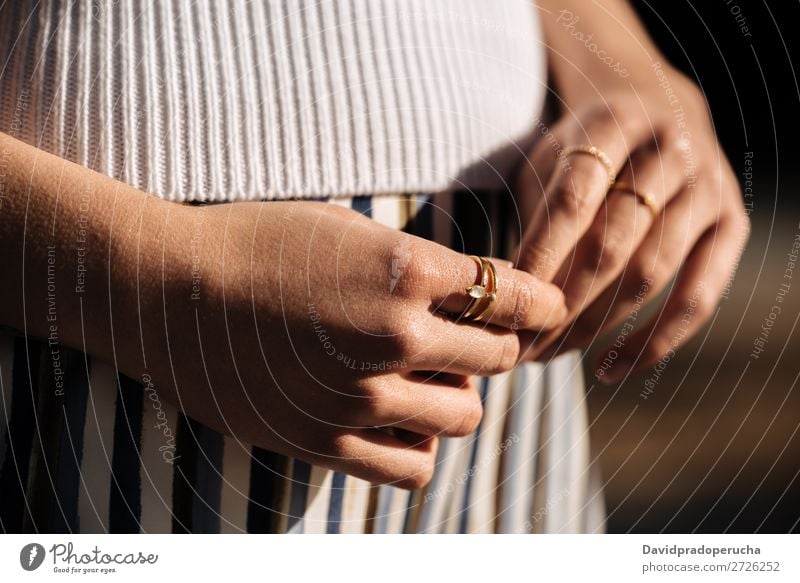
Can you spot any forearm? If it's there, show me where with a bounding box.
[0,132,187,375]
[534,0,674,105]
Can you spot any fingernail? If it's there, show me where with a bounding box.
[599,356,634,384]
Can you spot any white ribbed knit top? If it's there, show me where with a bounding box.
[0,0,546,201]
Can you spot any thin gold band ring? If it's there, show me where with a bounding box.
[611,182,660,219]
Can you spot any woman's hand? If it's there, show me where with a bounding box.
[0,131,566,489]
[136,201,567,488]
[514,64,749,381]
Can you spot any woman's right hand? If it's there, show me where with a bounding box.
[133,200,567,488]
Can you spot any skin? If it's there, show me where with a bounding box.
[0,0,749,488]
[518,0,750,382]
[0,133,566,489]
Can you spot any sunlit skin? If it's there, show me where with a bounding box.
[0,135,565,489]
[517,0,749,382]
[0,1,748,488]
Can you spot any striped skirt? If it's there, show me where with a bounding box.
[0,191,605,533]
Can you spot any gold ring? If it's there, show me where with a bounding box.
[558,144,616,188]
[612,182,659,219]
[462,256,498,321]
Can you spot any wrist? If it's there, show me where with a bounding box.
[538,1,673,109]
[108,199,209,378]
[553,57,697,113]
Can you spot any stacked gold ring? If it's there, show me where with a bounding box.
[462,256,498,321]
[558,144,616,188]
[558,144,659,219]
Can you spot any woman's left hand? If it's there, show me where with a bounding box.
[513,68,750,382]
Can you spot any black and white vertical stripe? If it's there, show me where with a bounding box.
[0,193,605,533]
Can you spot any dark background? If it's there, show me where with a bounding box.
[586,1,800,533]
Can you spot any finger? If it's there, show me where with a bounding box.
[521,190,654,360]
[357,373,483,438]
[487,256,513,269]
[555,138,689,312]
[548,178,725,356]
[515,125,567,221]
[409,314,524,376]
[529,140,689,356]
[324,428,439,489]
[515,105,652,281]
[598,213,749,383]
[431,252,568,331]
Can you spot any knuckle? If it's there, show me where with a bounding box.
[655,122,684,152]
[332,385,372,425]
[699,173,726,202]
[389,238,430,298]
[453,394,484,437]
[603,99,639,133]
[510,279,535,329]
[585,229,632,274]
[736,212,752,240]
[517,242,558,276]
[326,432,354,459]
[724,173,744,199]
[592,98,622,122]
[387,312,428,356]
[550,180,596,219]
[349,385,386,423]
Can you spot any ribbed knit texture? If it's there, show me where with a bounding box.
[0,0,546,201]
